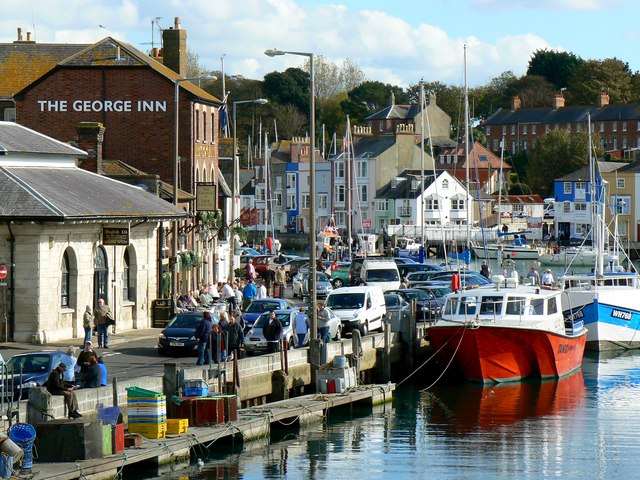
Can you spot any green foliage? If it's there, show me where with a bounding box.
[505,75,556,108]
[525,130,602,197]
[567,58,640,104]
[341,81,410,124]
[263,67,310,114]
[179,251,192,270]
[508,182,532,195]
[527,49,584,90]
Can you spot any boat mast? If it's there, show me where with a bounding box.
[420,81,426,250]
[464,44,471,250]
[345,115,353,260]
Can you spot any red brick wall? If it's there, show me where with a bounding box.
[15,67,218,195]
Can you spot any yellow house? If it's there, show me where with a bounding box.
[602,162,637,242]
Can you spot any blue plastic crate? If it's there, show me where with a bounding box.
[184,386,209,397]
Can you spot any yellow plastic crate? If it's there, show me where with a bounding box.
[166,418,189,435]
[128,422,167,439]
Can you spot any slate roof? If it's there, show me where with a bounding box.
[0,42,88,99]
[484,104,640,126]
[557,161,626,181]
[365,104,420,121]
[376,171,439,200]
[439,142,510,170]
[0,122,186,221]
[15,37,222,104]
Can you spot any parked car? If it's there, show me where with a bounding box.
[157,312,204,356]
[398,263,444,279]
[244,309,299,354]
[239,246,261,266]
[242,298,291,332]
[292,270,333,299]
[429,271,493,288]
[4,350,76,399]
[286,257,310,280]
[325,285,386,335]
[348,257,366,285]
[393,257,417,265]
[330,262,351,288]
[415,283,453,299]
[253,254,277,276]
[406,270,446,287]
[361,258,401,291]
[383,293,413,329]
[386,288,445,320]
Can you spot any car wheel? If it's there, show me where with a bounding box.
[333,279,344,288]
[333,325,342,341]
[360,322,369,336]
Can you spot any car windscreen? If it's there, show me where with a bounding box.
[367,269,399,282]
[246,301,282,313]
[384,294,401,307]
[255,313,291,328]
[326,293,365,309]
[7,354,53,374]
[402,290,431,300]
[168,315,199,328]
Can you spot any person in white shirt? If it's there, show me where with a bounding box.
[541,269,554,286]
[256,279,268,299]
[220,280,236,312]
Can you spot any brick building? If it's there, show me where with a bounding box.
[483,91,640,156]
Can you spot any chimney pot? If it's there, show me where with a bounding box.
[174,17,181,29]
[17,27,22,41]
[553,93,565,110]
[26,32,31,42]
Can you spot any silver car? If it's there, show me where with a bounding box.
[292,270,333,299]
[244,309,298,354]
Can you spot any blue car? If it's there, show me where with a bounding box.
[242,298,291,332]
[5,350,73,399]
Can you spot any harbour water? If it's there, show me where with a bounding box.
[129,350,640,480]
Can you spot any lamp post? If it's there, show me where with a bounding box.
[173,75,216,302]
[265,49,316,340]
[230,98,269,282]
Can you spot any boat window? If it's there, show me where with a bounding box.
[480,296,503,315]
[444,298,458,316]
[460,296,478,315]
[506,297,526,315]
[547,296,558,314]
[531,298,545,315]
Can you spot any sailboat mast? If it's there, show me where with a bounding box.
[346,116,353,260]
[464,44,471,249]
[420,81,426,249]
[264,131,269,244]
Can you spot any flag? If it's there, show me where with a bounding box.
[219,102,228,132]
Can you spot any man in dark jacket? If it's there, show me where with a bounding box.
[46,363,82,419]
[195,311,214,365]
[77,341,98,383]
[81,357,101,388]
[263,310,283,354]
[224,313,245,359]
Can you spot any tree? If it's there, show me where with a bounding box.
[526,130,602,197]
[508,182,532,195]
[527,49,584,91]
[263,67,310,114]
[407,81,464,134]
[568,58,639,104]
[472,71,518,121]
[270,104,308,139]
[341,81,409,124]
[303,55,366,100]
[505,75,556,108]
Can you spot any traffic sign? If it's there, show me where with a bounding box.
[0,265,7,280]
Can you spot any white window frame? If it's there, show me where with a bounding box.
[617,178,625,189]
[335,161,345,179]
[376,199,388,212]
[302,194,311,209]
[564,182,572,194]
[319,194,328,209]
[287,173,296,189]
[287,193,297,210]
[359,184,368,203]
[274,192,283,207]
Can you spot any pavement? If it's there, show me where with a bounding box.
[0,327,163,355]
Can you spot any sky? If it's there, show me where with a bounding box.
[2,0,638,89]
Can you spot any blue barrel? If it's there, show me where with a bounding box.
[9,423,36,470]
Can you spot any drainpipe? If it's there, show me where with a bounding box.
[6,222,15,342]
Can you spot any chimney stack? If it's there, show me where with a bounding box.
[598,89,610,108]
[162,17,187,76]
[26,32,32,42]
[17,28,22,41]
[552,93,565,110]
[76,122,106,173]
[511,96,521,112]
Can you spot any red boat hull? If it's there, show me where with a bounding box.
[427,325,587,383]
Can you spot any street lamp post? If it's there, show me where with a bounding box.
[173,75,216,303]
[230,98,269,282]
[265,49,316,340]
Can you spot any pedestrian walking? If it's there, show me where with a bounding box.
[263,311,283,354]
[195,311,214,365]
[317,302,331,343]
[242,279,257,310]
[82,305,93,346]
[293,306,310,348]
[224,314,245,359]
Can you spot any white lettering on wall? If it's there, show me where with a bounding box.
[37,100,167,113]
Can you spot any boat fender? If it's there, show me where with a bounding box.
[451,273,460,292]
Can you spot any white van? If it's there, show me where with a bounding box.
[325,285,386,335]
[361,258,401,291]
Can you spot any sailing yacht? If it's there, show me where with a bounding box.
[561,114,640,351]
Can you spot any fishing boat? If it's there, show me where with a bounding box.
[560,114,640,351]
[472,233,542,260]
[427,276,587,383]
